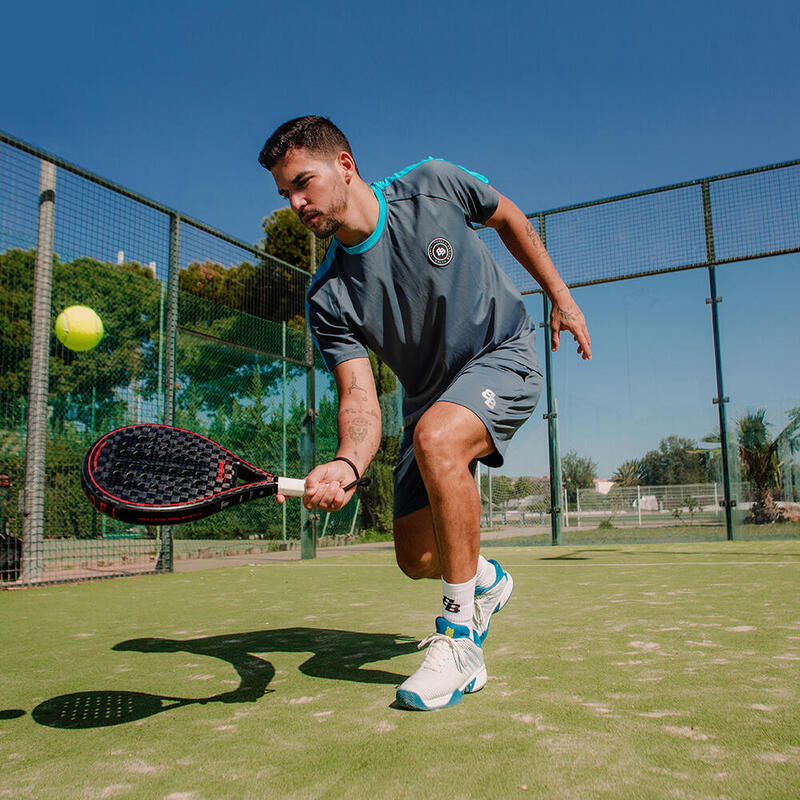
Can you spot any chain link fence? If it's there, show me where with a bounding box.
[0,132,317,585]
[477,159,800,545]
[3,130,798,584]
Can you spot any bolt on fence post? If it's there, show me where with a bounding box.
[21,159,56,583]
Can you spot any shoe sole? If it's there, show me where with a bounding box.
[476,572,514,644]
[395,665,488,711]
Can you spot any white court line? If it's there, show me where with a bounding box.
[293,560,800,568]
[502,561,800,568]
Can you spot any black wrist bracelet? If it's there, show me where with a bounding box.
[333,456,360,481]
[333,456,371,492]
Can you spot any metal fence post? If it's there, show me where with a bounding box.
[488,467,493,527]
[300,409,317,559]
[156,212,180,572]
[282,321,288,543]
[20,159,56,582]
[637,485,642,527]
[301,313,317,559]
[702,181,734,541]
[539,213,563,545]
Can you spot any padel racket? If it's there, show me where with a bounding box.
[81,424,308,525]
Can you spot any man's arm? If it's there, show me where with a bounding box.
[485,192,592,360]
[299,357,381,512]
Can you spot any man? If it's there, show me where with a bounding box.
[259,116,590,711]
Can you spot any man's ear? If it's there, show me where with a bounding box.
[337,151,356,182]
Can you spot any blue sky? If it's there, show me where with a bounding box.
[2,0,799,477]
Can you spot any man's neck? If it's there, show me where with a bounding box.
[335,178,379,248]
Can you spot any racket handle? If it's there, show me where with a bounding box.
[277,477,306,497]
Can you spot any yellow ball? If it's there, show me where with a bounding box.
[54,305,104,352]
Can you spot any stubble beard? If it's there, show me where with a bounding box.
[304,182,348,239]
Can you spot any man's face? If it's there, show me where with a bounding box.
[270,148,349,238]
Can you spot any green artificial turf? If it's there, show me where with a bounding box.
[2,541,799,799]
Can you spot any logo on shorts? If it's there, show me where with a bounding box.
[482,388,497,410]
[427,237,453,267]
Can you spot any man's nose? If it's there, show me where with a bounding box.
[290,193,305,214]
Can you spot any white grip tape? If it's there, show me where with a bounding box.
[277,477,306,497]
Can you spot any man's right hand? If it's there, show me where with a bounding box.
[300,460,361,512]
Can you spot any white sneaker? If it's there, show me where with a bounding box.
[473,559,514,644]
[395,617,487,711]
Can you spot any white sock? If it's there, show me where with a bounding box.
[441,575,476,627]
[475,555,497,590]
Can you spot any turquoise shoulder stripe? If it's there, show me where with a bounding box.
[371,157,435,191]
[372,157,490,192]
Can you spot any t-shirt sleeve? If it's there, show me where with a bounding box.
[426,160,500,225]
[307,293,368,371]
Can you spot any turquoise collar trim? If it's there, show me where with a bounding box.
[336,185,386,255]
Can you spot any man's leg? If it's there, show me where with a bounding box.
[393,506,440,579]
[394,402,499,710]
[410,400,493,582]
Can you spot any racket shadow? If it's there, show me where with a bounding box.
[32,690,202,729]
[33,628,418,729]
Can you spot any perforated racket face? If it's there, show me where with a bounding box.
[81,425,276,524]
[88,426,238,504]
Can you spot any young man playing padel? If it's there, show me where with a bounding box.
[259,116,591,711]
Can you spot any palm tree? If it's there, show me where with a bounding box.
[612,458,642,487]
[737,409,800,523]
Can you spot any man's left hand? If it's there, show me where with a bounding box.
[550,292,591,360]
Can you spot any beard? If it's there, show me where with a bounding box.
[301,181,347,239]
[307,214,342,239]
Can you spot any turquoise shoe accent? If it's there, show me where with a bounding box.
[473,560,514,644]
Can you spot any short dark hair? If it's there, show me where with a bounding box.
[258,116,358,173]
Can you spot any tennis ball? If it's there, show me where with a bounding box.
[54,305,104,352]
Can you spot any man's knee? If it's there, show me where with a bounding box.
[413,420,456,473]
[395,546,439,580]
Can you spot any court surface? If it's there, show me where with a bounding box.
[2,540,799,799]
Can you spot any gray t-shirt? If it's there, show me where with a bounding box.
[306,158,536,422]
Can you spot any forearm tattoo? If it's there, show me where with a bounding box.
[525,220,544,251]
[339,407,380,458]
[346,372,368,400]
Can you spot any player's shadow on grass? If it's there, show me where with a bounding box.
[32,628,417,729]
[540,548,618,560]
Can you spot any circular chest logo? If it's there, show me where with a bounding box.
[427,237,453,267]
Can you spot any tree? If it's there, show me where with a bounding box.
[260,208,311,271]
[638,436,709,486]
[612,458,642,486]
[358,352,400,533]
[179,258,306,328]
[0,250,163,435]
[513,476,535,500]
[561,449,597,503]
[736,408,800,524]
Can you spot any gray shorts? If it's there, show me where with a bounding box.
[393,335,543,520]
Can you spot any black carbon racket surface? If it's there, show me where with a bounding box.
[81,425,303,525]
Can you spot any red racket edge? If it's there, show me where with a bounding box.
[80,425,280,526]
[80,475,281,525]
